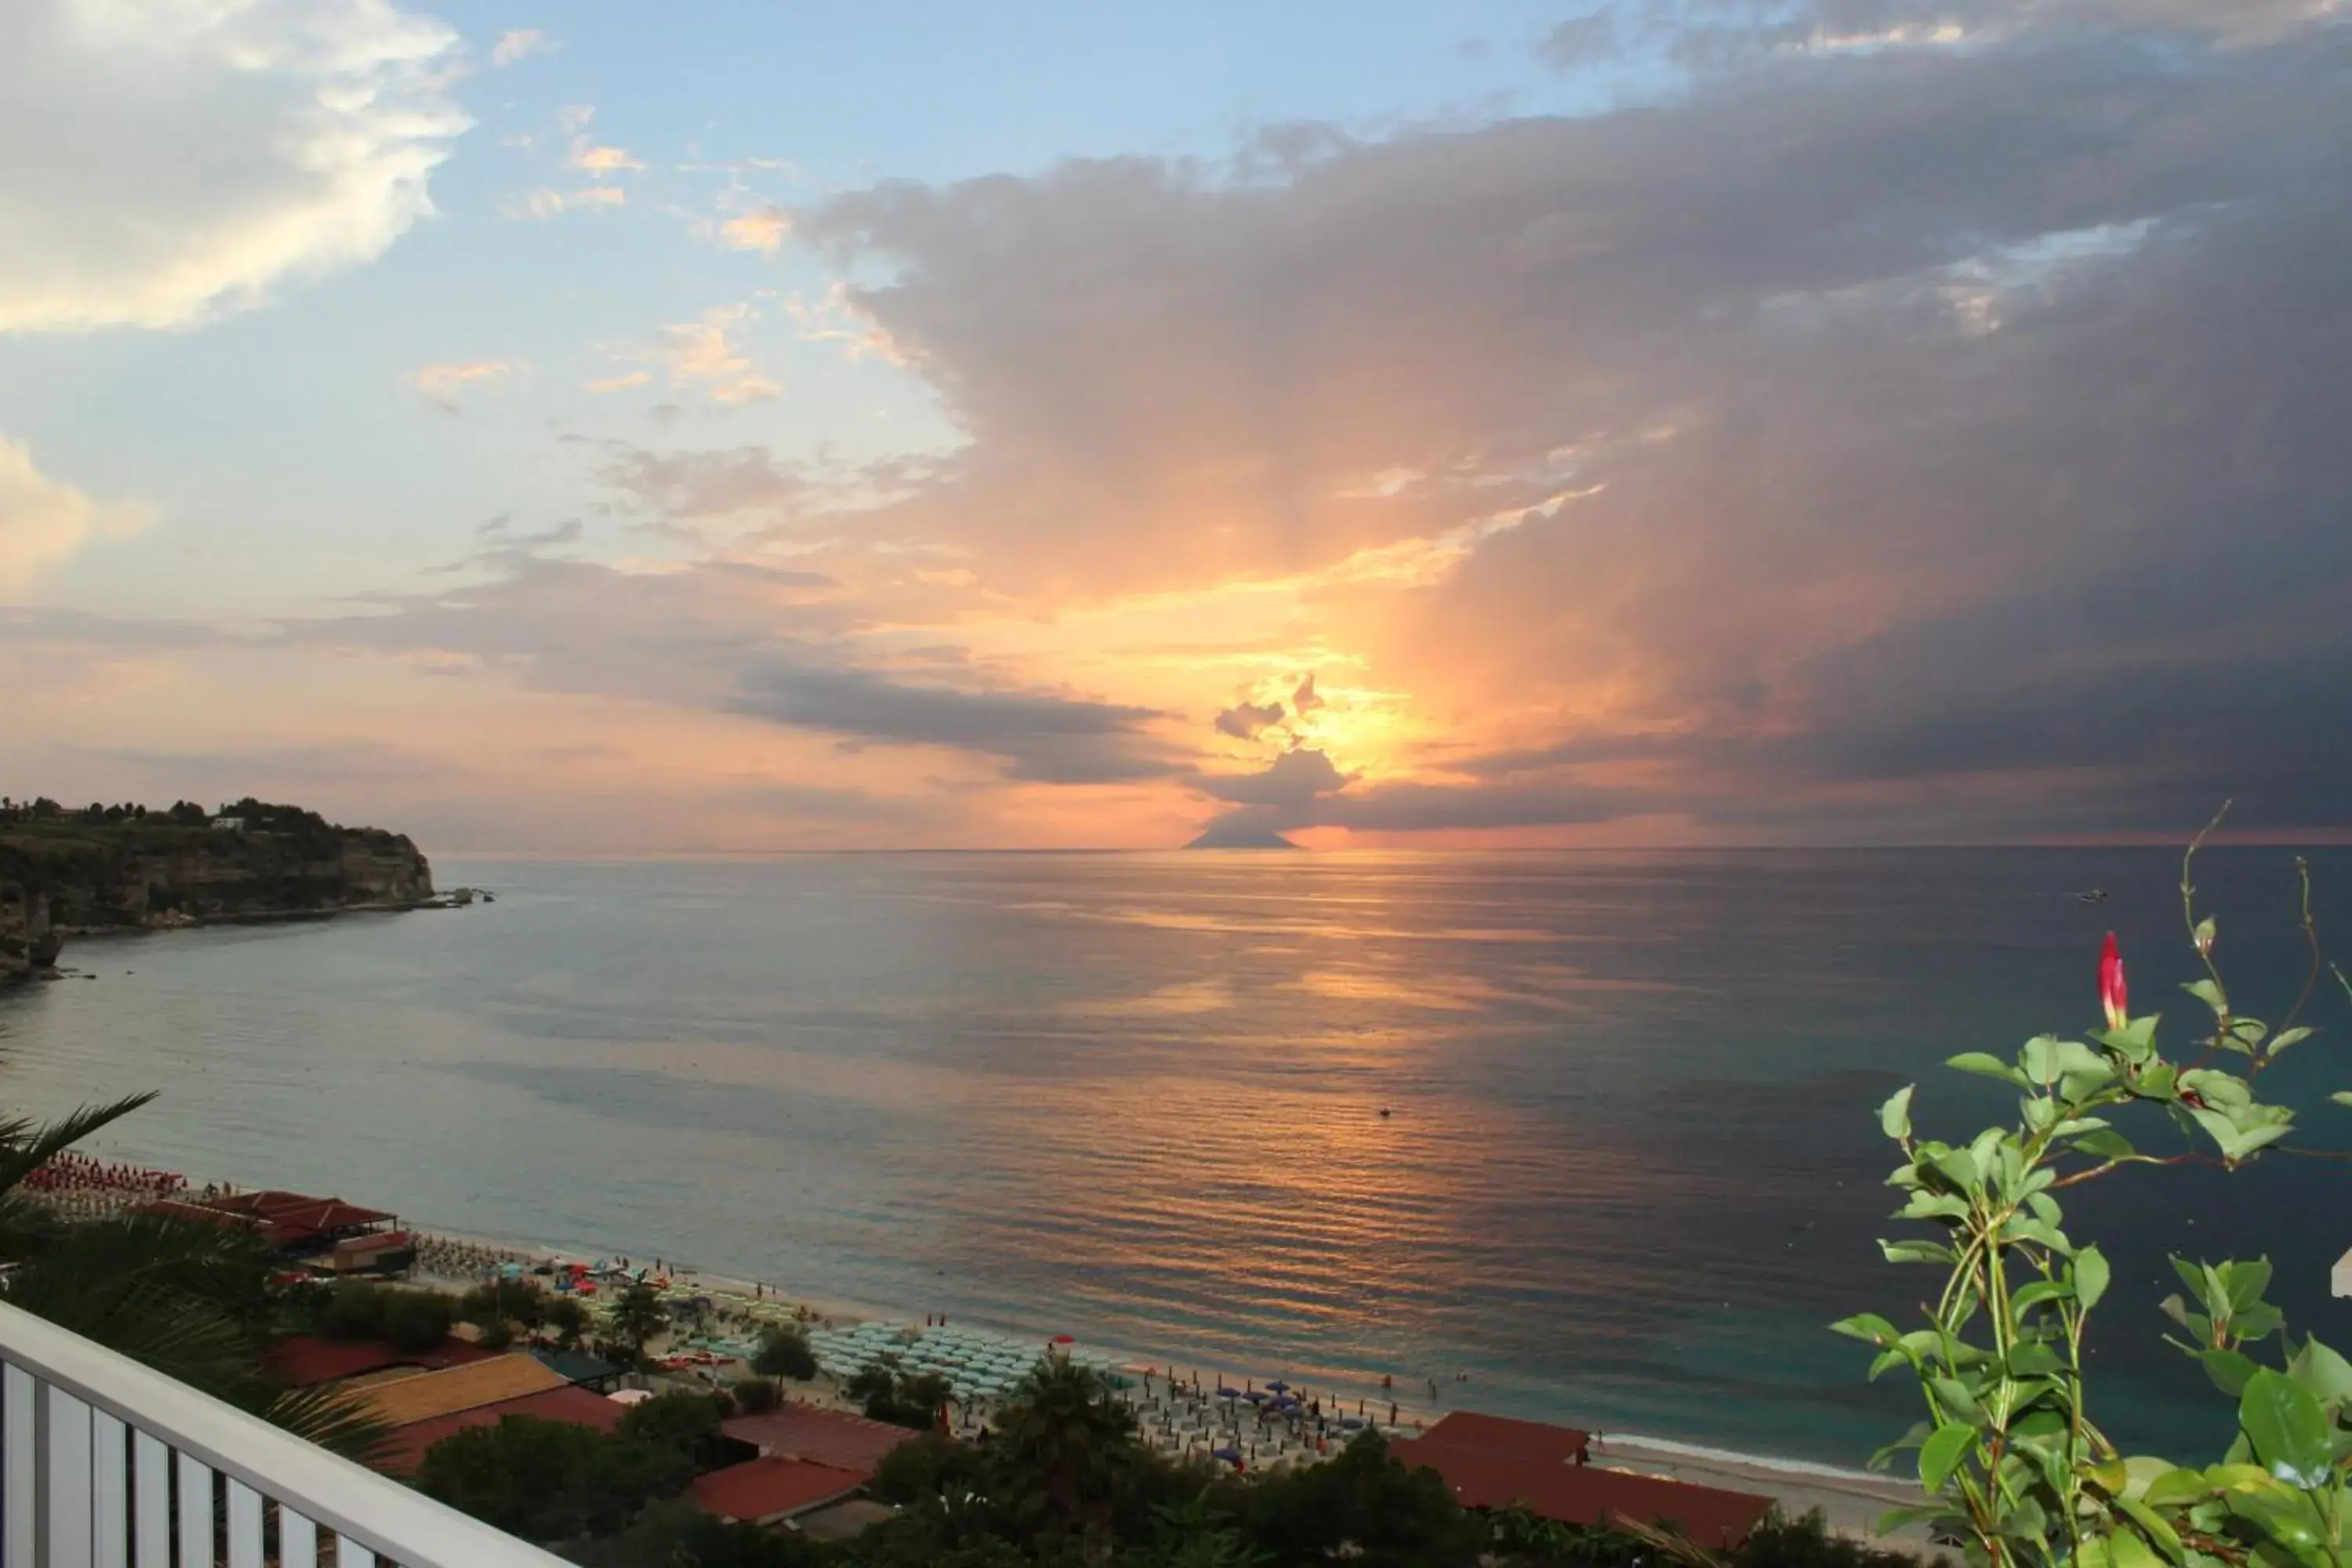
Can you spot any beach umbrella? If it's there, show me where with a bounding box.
[1339,1417,1365,1430]
[1265,1379,1289,1392]
[1211,1446,1243,1467]
[1215,1386,1240,1399]
[1242,1391,1269,1404]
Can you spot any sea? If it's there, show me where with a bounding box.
[4,848,2349,1473]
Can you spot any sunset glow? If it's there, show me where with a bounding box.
[4,0,2347,850]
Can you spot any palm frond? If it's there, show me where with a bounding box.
[263,1383,395,1465]
[0,1093,159,1194]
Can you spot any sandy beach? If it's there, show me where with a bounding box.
[28,1163,1930,1543]
[1594,1435,1927,1543]
[412,1226,1933,1541]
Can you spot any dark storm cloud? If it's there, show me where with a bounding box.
[1214,699,1286,740]
[1198,747,1351,808]
[785,9,2352,840]
[730,662,1183,784]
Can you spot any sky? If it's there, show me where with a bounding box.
[2,0,2348,852]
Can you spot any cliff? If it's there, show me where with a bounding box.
[0,801,434,983]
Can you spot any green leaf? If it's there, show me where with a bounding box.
[2332,1092,2352,1109]
[2115,1496,2187,1566]
[2074,1127,2138,1160]
[2009,1342,2067,1377]
[2239,1368,2333,1488]
[2185,978,2228,1015]
[2013,1280,2067,1312]
[2223,1259,2273,1313]
[1880,1239,1957,1266]
[1879,1084,1915,1141]
[1830,1313,1902,1346]
[2267,1027,2314,1056]
[2142,1468,2212,1507]
[2077,1244,2111,1312]
[2285,1336,2352,1406]
[2201,1349,2260,1399]
[1948,1051,2030,1087]
[1874,1504,1958,1536]
[2109,1526,2161,1568]
[1918,1422,1976,1492]
[2193,916,2216,956]
[1929,1377,1984,1421]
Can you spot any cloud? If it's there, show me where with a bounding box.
[585,370,653,394]
[597,444,808,517]
[1214,699,1286,740]
[645,306,782,405]
[0,437,153,594]
[569,139,645,177]
[1566,0,2332,69]
[0,0,468,334]
[405,359,518,412]
[731,662,1181,784]
[1200,747,1351,808]
[489,27,555,65]
[503,185,627,220]
[782,9,2352,840]
[718,205,793,256]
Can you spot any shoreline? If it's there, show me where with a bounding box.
[411,1216,1927,1539]
[29,1165,1926,1541]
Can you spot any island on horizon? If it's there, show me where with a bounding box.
[1184,822,1302,849]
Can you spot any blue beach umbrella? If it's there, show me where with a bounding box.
[1211,1446,1243,1466]
[1264,1380,1289,1392]
[1215,1386,1241,1399]
[1243,1390,1269,1404]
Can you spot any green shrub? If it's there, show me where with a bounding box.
[752,1325,816,1381]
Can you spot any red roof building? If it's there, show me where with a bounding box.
[1392,1414,1773,1548]
[142,1191,397,1252]
[690,1457,871,1525]
[718,1403,916,1472]
[374,1385,630,1476]
[267,1334,495,1388]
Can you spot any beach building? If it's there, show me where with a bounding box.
[690,1455,873,1526]
[142,1188,414,1272]
[268,1332,495,1388]
[719,1402,917,1472]
[529,1346,626,1392]
[376,1385,632,1476]
[1392,1412,1774,1547]
[353,1352,572,1428]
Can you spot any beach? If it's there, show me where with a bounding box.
[409,1219,1930,1538]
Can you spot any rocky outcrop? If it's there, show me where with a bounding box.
[0,806,434,982]
[0,882,58,985]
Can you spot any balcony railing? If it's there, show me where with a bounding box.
[0,1301,568,1566]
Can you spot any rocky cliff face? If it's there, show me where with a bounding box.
[0,812,434,982]
[0,882,60,985]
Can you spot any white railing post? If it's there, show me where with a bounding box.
[0,1303,571,1567]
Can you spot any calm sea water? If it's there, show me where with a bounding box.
[4,848,2349,1468]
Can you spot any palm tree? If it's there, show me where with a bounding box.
[0,1093,155,1253]
[0,1096,387,1459]
[608,1282,669,1359]
[994,1352,1141,1545]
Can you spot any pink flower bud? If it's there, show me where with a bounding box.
[2100,932,2129,1033]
